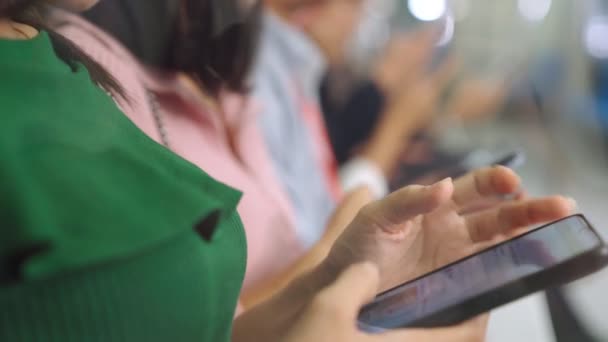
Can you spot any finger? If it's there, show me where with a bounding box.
[363,178,453,229]
[376,315,489,342]
[452,166,521,211]
[313,262,380,320]
[459,188,526,215]
[464,196,576,242]
[513,189,528,201]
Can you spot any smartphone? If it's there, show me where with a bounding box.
[393,150,526,188]
[460,149,526,172]
[358,215,608,331]
[450,150,526,179]
[493,151,525,169]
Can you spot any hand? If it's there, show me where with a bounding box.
[382,55,460,133]
[239,187,373,309]
[323,166,575,291]
[444,77,509,122]
[372,28,439,98]
[282,262,488,342]
[361,57,459,175]
[233,167,573,342]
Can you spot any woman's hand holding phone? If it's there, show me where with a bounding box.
[322,166,575,294]
[234,166,574,342]
[282,263,488,342]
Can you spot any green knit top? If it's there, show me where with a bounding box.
[0,31,247,341]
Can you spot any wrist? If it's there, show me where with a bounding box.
[364,103,423,174]
[361,128,406,176]
[279,259,337,306]
[233,260,339,342]
[340,158,389,199]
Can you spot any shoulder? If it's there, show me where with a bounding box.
[0,60,127,150]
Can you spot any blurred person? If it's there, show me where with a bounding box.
[60,0,378,310]
[322,42,510,172]
[69,0,419,311]
[0,1,576,341]
[63,0,507,314]
[59,0,302,297]
[321,29,440,166]
[255,0,456,250]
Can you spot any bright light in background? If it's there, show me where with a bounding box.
[408,0,447,21]
[585,17,608,59]
[450,0,471,22]
[437,14,455,46]
[517,0,552,22]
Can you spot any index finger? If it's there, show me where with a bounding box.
[452,166,521,211]
[363,178,453,230]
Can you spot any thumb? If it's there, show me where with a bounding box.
[363,178,453,230]
[377,315,489,342]
[314,262,380,320]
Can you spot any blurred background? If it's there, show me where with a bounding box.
[336,0,608,341]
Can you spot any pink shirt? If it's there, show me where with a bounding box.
[57,12,302,293]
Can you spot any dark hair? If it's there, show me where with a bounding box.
[83,0,180,67]
[1,0,126,98]
[167,0,262,96]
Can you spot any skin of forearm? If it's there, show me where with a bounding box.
[239,236,332,310]
[360,111,418,176]
[240,188,372,313]
[232,260,336,342]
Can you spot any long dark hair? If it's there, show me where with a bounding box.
[82,0,178,67]
[82,0,262,97]
[167,0,262,96]
[0,0,125,98]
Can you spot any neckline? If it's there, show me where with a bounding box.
[0,29,47,45]
[0,20,39,40]
[0,31,69,71]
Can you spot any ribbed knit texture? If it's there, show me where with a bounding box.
[0,215,246,341]
[0,32,247,341]
[0,215,244,342]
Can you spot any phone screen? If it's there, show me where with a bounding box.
[358,216,601,330]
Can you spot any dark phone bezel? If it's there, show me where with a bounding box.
[358,214,608,330]
[492,151,525,168]
[429,150,525,182]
